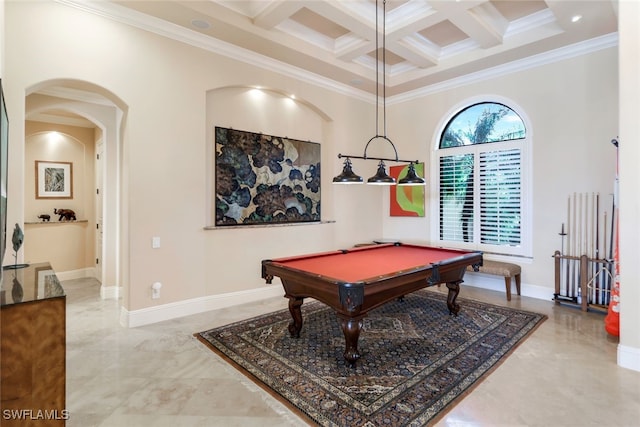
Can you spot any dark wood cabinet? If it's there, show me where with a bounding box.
[1,263,66,426]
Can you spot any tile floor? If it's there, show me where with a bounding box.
[63,278,640,426]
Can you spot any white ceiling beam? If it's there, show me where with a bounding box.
[253,0,304,29]
[391,37,439,68]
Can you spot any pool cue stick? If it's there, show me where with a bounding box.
[559,222,567,297]
[578,193,588,256]
[578,192,583,300]
[563,196,573,296]
[590,193,595,303]
[588,193,592,303]
[609,194,615,258]
[586,193,594,301]
[591,193,600,304]
[586,192,591,303]
[580,193,584,295]
[591,193,595,257]
[598,194,604,304]
[585,193,589,257]
[595,193,600,304]
[568,194,574,298]
[603,210,609,304]
[603,211,607,260]
[571,192,577,298]
[583,192,588,301]
[608,194,615,305]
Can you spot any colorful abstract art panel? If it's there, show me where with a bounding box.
[390,163,425,217]
[215,127,321,226]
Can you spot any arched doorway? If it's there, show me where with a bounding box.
[24,80,126,301]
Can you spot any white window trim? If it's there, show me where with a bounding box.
[429,95,533,258]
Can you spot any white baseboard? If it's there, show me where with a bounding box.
[56,268,120,300]
[618,344,640,372]
[56,267,96,281]
[120,285,284,328]
[463,271,552,301]
[119,274,554,328]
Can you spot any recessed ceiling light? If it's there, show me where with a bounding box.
[191,19,211,29]
[571,14,582,23]
[350,79,364,86]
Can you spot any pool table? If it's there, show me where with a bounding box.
[261,242,483,366]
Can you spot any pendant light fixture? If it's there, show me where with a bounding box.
[333,0,425,187]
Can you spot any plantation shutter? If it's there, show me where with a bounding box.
[439,154,474,242]
[479,148,521,246]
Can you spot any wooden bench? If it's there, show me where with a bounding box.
[466,260,521,301]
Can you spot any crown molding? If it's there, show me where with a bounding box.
[54,0,374,104]
[389,32,619,105]
[54,1,618,107]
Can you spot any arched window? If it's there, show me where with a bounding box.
[435,101,530,256]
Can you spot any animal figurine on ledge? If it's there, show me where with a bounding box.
[54,208,76,221]
[38,214,50,222]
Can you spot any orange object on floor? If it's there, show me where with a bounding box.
[604,222,620,336]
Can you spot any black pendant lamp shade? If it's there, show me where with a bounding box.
[397,162,425,186]
[333,157,363,184]
[367,160,395,185]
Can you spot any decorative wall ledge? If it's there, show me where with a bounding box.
[204,220,335,230]
[25,220,89,225]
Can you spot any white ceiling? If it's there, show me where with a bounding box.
[30,0,618,125]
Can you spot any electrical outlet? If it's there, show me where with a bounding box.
[152,282,162,299]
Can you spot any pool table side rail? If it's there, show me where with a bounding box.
[264,243,399,264]
[261,251,483,316]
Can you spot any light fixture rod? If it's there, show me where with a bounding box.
[363,134,398,160]
[374,0,380,138]
[382,0,387,139]
[338,153,418,164]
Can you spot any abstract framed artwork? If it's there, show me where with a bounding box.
[215,127,321,226]
[390,163,425,217]
[35,161,73,199]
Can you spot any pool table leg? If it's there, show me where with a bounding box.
[446,280,462,315]
[339,315,364,367]
[287,297,304,338]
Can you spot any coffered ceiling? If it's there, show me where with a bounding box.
[31,0,618,127]
[104,0,618,97]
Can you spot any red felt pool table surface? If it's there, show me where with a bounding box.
[269,243,474,283]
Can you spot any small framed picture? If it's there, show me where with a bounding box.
[36,160,73,199]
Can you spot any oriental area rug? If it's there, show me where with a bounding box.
[196,290,546,426]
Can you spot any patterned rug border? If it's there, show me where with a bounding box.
[196,291,547,426]
[196,331,321,426]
